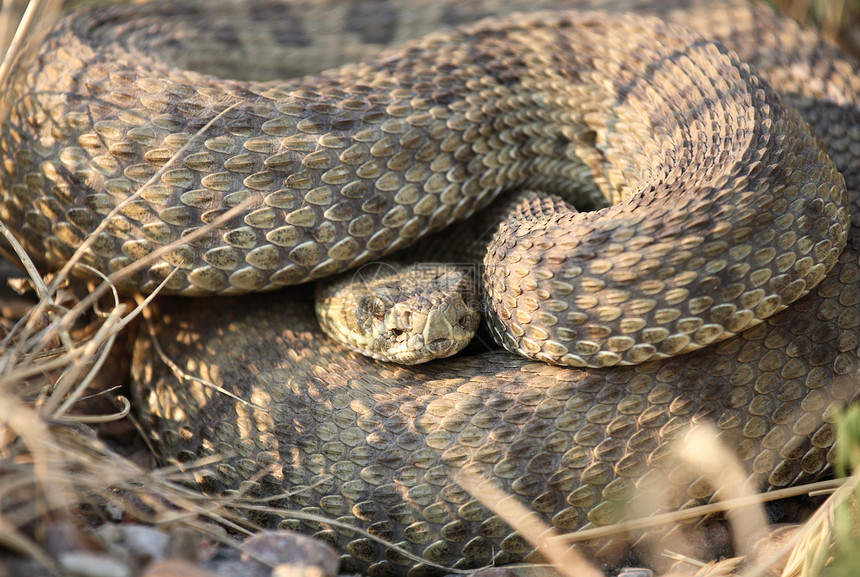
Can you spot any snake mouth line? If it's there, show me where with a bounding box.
[387,337,467,364]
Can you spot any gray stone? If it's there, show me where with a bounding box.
[240,531,339,577]
[58,552,132,577]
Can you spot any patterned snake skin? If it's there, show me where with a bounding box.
[4,0,860,575]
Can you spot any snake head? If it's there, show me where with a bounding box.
[315,262,480,364]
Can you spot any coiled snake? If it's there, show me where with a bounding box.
[3,0,860,575]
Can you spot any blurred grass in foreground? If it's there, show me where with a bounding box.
[774,0,860,56]
[821,406,860,576]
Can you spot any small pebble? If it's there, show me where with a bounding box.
[58,551,132,577]
[751,524,803,576]
[617,569,654,577]
[464,567,564,577]
[140,559,218,577]
[240,531,339,577]
[46,523,103,558]
[164,526,207,562]
[103,503,125,522]
[119,525,170,560]
[466,569,519,577]
[209,559,269,577]
[271,564,329,577]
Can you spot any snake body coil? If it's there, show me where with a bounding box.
[4,0,860,575]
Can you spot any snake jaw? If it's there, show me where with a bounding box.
[382,301,478,363]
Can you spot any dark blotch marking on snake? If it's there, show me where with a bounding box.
[249,0,311,46]
[346,0,399,45]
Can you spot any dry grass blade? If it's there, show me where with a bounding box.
[660,552,744,577]
[0,0,62,106]
[0,390,68,512]
[766,406,860,577]
[0,515,58,573]
[231,501,469,573]
[0,220,48,299]
[695,557,745,577]
[677,425,770,560]
[455,470,604,577]
[142,304,269,412]
[44,101,244,298]
[769,476,858,577]
[550,479,844,545]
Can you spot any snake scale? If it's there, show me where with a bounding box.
[4,0,860,575]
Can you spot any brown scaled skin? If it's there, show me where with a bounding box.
[3,0,860,576]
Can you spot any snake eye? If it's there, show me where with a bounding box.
[371,296,387,318]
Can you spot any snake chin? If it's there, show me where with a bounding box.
[378,336,469,365]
